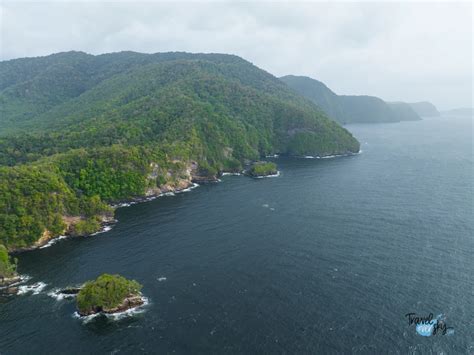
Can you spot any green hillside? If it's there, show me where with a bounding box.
[0,51,359,250]
[280,75,421,124]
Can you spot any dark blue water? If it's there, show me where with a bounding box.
[1,116,473,354]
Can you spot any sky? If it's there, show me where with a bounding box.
[0,1,472,109]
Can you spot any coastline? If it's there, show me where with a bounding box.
[73,295,149,322]
[8,152,359,254]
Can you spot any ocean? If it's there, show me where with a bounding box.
[1,115,472,354]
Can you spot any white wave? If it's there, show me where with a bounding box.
[157,276,167,282]
[90,225,113,236]
[19,275,32,283]
[47,288,79,301]
[262,204,269,208]
[111,181,206,209]
[105,297,149,321]
[265,154,279,158]
[221,172,242,176]
[176,183,199,193]
[17,282,47,295]
[0,274,31,290]
[255,171,280,179]
[114,203,130,208]
[74,296,149,323]
[73,311,101,323]
[321,151,362,159]
[48,290,68,301]
[39,235,68,249]
[112,201,137,208]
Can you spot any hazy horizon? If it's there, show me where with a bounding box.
[1,1,472,110]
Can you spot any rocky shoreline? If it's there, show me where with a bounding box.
[78,294,145,317]
[9,216,117,255]
[0,275,22,289]
[7,153,359,255]
[7,161,280,255]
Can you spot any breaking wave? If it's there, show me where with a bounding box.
[17,282,47,295]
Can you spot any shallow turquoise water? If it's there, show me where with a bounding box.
[1,116,472,353]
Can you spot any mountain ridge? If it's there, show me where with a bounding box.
[0,51,359,250]
[280,75,423,124]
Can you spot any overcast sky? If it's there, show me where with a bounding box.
[0,1,472,109]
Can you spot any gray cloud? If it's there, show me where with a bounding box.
[0,1,472,109]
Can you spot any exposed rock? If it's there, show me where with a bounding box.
[63,216,82,228]
[3,286,19,295]
[78,294,144,316]
[102,295,144,315]
[35,229,53,247]
[145,186,162,196]
[223,147,233,158]
[0,275,22,289]
[58,287,81,295]
[191,174,219,183]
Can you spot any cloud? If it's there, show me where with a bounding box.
[0,1,472,109]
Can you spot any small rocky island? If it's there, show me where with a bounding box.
[76,274,144,316]
[0,244,20,290]
[247,161,278,177]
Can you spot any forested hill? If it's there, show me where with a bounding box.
[280,75,421,124]
[0,51,359,250]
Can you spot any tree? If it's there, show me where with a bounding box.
[76,274,142,315]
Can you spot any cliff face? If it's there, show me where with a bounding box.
[144,160,218,197]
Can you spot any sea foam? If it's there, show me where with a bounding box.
[17,282,47,295]
[47,288,79,301]
[39,235,68,249]
[254,171,281,179]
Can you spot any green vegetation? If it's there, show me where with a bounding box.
[248,161,278,177]
[280,75,421,124]
[76,274,142,315]
[0,244,17,278]
[0,163,112,249]
[0,52,360,250]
